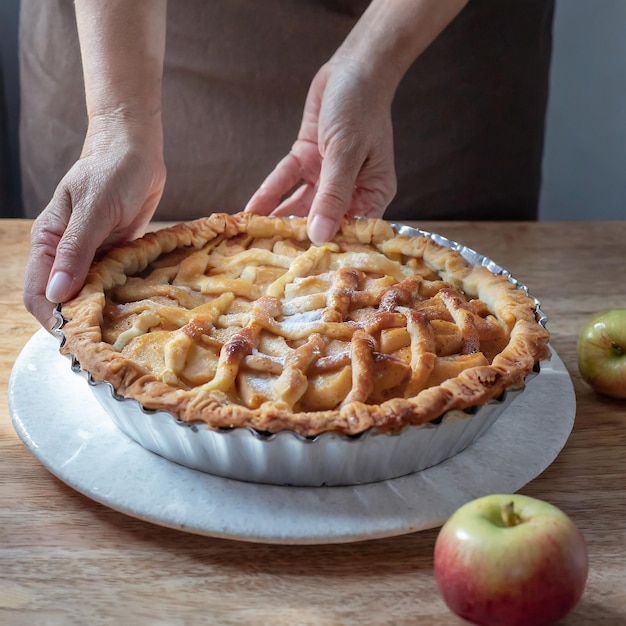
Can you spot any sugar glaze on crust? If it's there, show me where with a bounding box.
[58,213,550,437]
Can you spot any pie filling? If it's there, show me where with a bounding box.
[59,214,550,437]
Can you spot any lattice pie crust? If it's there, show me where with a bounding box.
[59,214,550,437]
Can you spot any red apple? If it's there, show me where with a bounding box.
[577,308,626,399]
[434,494,588,626]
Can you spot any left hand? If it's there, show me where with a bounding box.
[245,59,397,245]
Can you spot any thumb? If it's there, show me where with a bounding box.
[46,202,109,304]
[307,141,362,246]
[23,190,77,330]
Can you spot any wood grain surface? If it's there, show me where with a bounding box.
[1,219,625,625]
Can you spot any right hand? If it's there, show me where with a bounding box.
[24,115,166,331]
[245,59,398,245]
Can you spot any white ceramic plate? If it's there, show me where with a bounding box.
[9,330,575,545]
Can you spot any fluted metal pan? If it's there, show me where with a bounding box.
[55,224,547,487]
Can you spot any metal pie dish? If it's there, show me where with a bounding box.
[54,224,548,487]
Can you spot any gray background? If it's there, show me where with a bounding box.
[539,0,626,220]
[1,0,624,220]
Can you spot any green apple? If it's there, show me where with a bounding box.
[434,494,588,626]
[577,308,626,399]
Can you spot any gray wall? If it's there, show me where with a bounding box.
[1,1,624,220]
[539,0,626,220]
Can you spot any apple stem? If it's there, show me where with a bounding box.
[501,501,523,527]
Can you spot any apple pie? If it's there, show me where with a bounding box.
[58,213,550,438]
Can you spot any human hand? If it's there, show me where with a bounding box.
[23,117,166,331]
[244,59,397,245]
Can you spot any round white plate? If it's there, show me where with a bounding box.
[9,330,575,545]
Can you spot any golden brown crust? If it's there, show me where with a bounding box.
[59,213,550,437]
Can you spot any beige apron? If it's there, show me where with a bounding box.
[19,0,554,221]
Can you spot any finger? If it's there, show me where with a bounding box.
[347,145,397,218]
[307,141,363,245]
[347,178,397,218]
[244,153,305,215]
[271,183,316,218]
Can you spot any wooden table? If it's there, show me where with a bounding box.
[1,219,625,624]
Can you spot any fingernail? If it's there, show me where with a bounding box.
[308,215,337,246]
[46,271,73,303]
